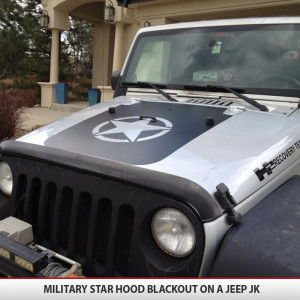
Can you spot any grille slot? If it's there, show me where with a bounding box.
[24,178,41,234]
[75,192,92,257]
[58,187,73,251]
[42,182,57,243]
[94,198,112,267]
[15,174,27,219]
[115,205,134,275]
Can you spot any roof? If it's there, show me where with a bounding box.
[138,16,300,34]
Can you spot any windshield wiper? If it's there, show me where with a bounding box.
[123,81,178,102]
[184,84,268,112]
[208,85,268,112]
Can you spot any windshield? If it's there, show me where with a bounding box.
[122,24,300,97]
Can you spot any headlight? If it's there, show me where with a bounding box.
[151,208,196,257]
[0,162,13,196]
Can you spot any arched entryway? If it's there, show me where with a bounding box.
[39,0,119,107]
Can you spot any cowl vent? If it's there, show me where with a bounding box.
[185,99,233,107]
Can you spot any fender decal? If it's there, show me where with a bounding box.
[254,141,300,181]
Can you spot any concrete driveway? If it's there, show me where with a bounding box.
[20,107,71,131]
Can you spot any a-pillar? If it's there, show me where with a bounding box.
[39,28,60,108]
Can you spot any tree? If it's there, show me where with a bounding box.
[0,0,27,78]
[0,0,94,81]
[63,17,94,78]
[0,0,52,80]
[19,0,52,81]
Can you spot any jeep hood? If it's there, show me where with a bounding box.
[16,99,300,202]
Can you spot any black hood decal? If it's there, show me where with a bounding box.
[45,102,231,165]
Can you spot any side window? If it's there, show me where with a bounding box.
[134,40,171,83]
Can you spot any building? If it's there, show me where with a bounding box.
[40,0,300,107]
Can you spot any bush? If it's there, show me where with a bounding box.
[13,78,39,90]
[0,89,28,141]
[13,89,40,107]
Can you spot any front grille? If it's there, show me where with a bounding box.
[14,174,135,276]
[3,154,204,277]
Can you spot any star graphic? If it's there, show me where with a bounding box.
[96,118,171,142]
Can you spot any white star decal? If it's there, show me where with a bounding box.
[97,119,170,142]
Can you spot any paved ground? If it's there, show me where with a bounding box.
[18,100,89,137]
[20,107,71,131]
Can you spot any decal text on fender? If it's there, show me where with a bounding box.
[254,140,300,181]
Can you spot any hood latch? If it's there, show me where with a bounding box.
[215,183,241,225]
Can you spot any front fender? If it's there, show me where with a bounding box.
[210,176,300,277]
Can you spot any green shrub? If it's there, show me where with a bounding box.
[13,78,39,90]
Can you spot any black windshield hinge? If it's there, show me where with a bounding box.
[215,183,241,225]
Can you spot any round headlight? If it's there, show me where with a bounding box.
[151,208,196,257]
[0,162,13,196]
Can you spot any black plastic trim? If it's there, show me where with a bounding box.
[113,75,127,98]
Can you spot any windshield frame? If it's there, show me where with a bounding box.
[121,24,300,98]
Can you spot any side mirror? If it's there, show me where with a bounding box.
[111,70,121,91]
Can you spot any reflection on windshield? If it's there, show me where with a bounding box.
[123,24,300,96]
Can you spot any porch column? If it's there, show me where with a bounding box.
[112,23,125,71]
[92,22,114,88]
[50,29,60,83]
[39,29,60,107]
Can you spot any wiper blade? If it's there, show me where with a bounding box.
[184,84,268,112]
[123,81,178,102]
[207,85,268,112]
